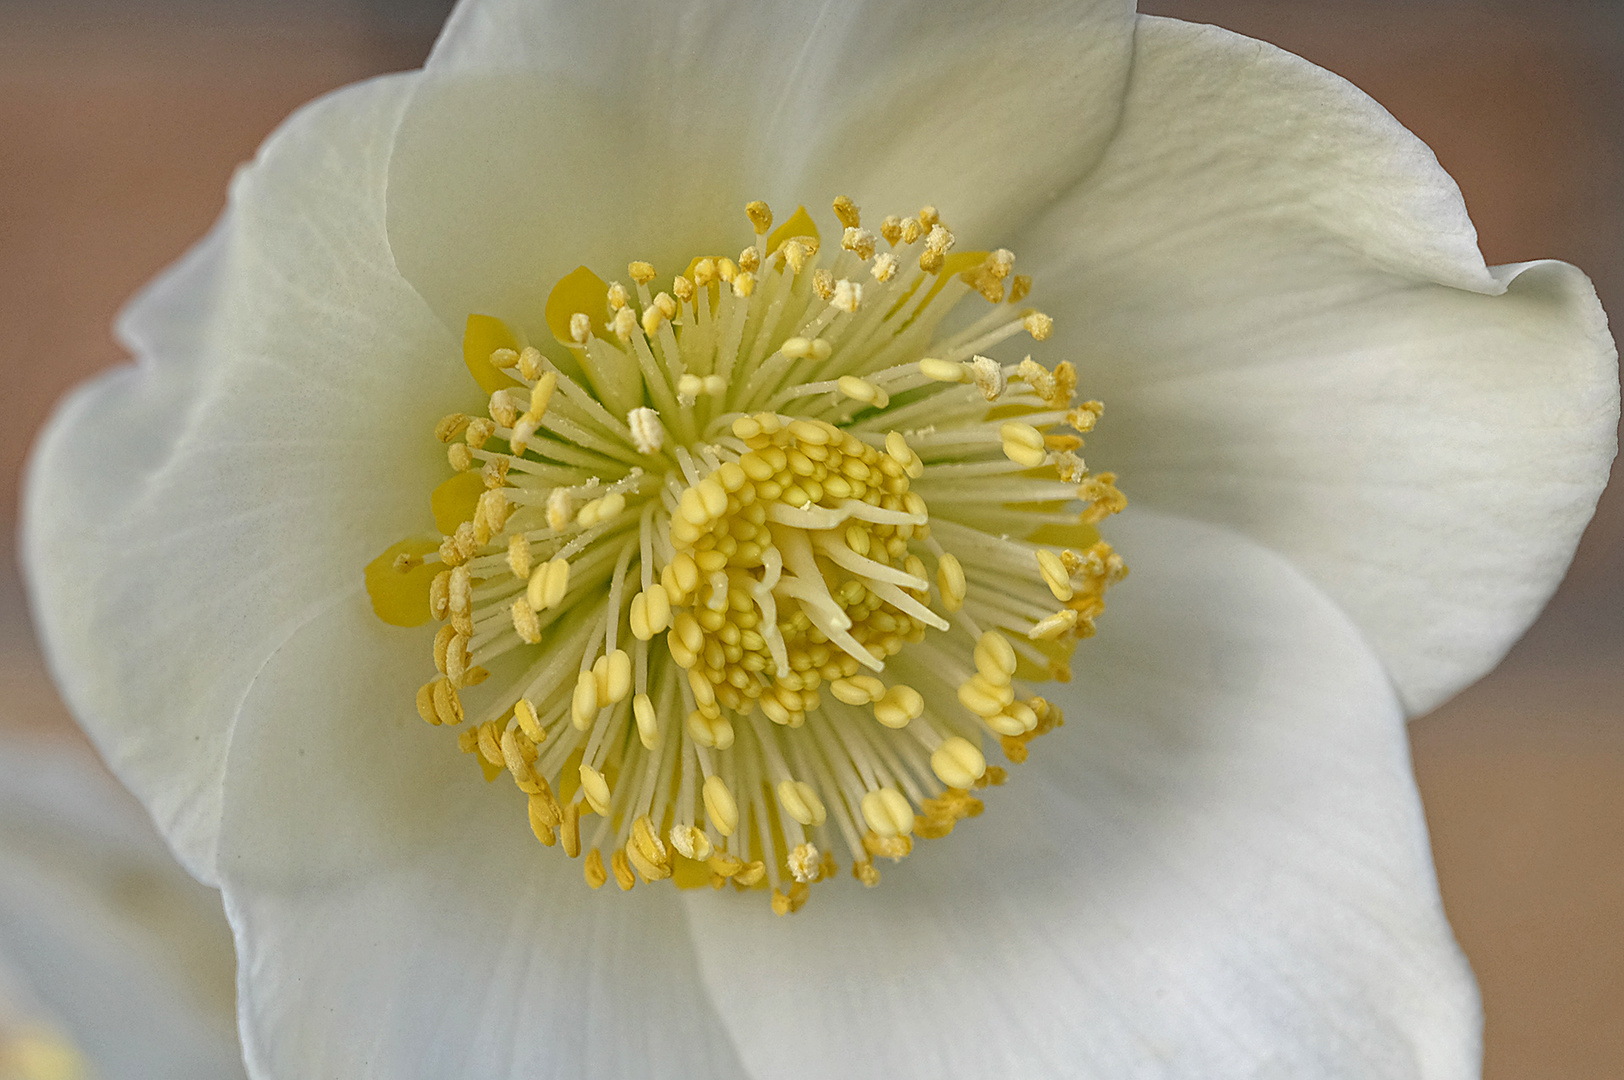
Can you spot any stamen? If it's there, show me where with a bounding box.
[368,196,1127,912]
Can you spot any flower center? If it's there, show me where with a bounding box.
[367,197,1128,912]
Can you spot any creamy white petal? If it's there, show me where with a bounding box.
[386,0,1135,330]
[214,596,747,1080]
[0,739,243,1079]
[21,73,466,883]
[1017,16,1618,715]
[684,509,1478,1080]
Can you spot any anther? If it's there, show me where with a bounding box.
[703,774,739,836]
[746,200,773,234]
[832,195,861,229]
[578,764,612,815]
[628,406,664,455]
[861,788,915,839]
[1035,549,1074,601]
[930,737,988,789]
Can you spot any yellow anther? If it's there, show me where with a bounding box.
[787,843,820,885]
[527,557,571,612]
[884,431,924,478]
[447,443,473,472]
[973,631,1017,682]
[476,719,504,767]
[429,570,451,620]
[611,849,637,890]
[685,709,734,751]
[607,282,630,310]
[870,251,899,282]
[1023,311,1054,340]
[841,226,876,260]
[703,774,739,836]
[571,669,599,730]
[935,553,967,612]
[669,823,712,861]
[930,736,987,789]
[1005,700,1039,733]
[490,347,519,369]
[641,305,665,338]
[628,260,656,284]
[879,214,903,245]
[873,684,924,729]
[672,275,695,302]
[732,271,757,298]
[633,693,659,749]
[1009,274,1032,303]
[831,279,862,314]
[578,763,612,815]
[545,488,573,532]
[611,306,636,342]
[584,848,607,889]
[511,596,542,644]
[957,673,1014,718]
[464,417,494,449]
[1036,549,1074,601]
[1000,421,1048,468]
[528,795,559,845]
[435,412,470,442]
[628,406,663,455]
[603,649,632,704]
[830,675,885,705]
[488,389,518,428]
[775,779,827,828]
[514,697,544,743]
[832,194,861,229]
[717,257,738,283]
[1029,608,1080,640]
[837,375,881,405]
[918,205,940,229]
[734,861,767,888]
[517,346,543,380]
[861,788,915,839]
[812,268,835,301]
[528,371,558,418]
[745,200,773,234]
[569,312,591,343]
[630,815,672,880]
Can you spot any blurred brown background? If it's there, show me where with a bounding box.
[1,1,1619,1076]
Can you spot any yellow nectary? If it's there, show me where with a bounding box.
[367,196,1128,912]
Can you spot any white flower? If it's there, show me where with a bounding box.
[0,736,244,1080]
[21,1,1618,1078]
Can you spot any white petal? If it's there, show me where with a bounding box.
[214,596,746,1080]
[1017,17,1618,714]
[684,509,1478,1080]
[386,0,1136,329]
[0,738,244,1079]
[21,73,465,882]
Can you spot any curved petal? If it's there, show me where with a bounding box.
[215,596,747,1080]
[386,0,1136,331]
[684,509,1478,1080]
[0,739,244,1079]
[1017,16,1618,714]
[21,73,467,882]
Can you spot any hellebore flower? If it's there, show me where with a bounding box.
[21,1,1618,1077]
[0,736,244,1080]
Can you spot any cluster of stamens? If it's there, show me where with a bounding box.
[369,196,1128,912]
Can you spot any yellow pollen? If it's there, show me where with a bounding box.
[367,197,1128,913]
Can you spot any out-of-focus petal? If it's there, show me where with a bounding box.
[215,597,747,1080]
[21,74,467,882]
[385,0,1136,331]
[684,509,1478,1080]
[1019,17,1618,714]
[0,739,243,1080]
